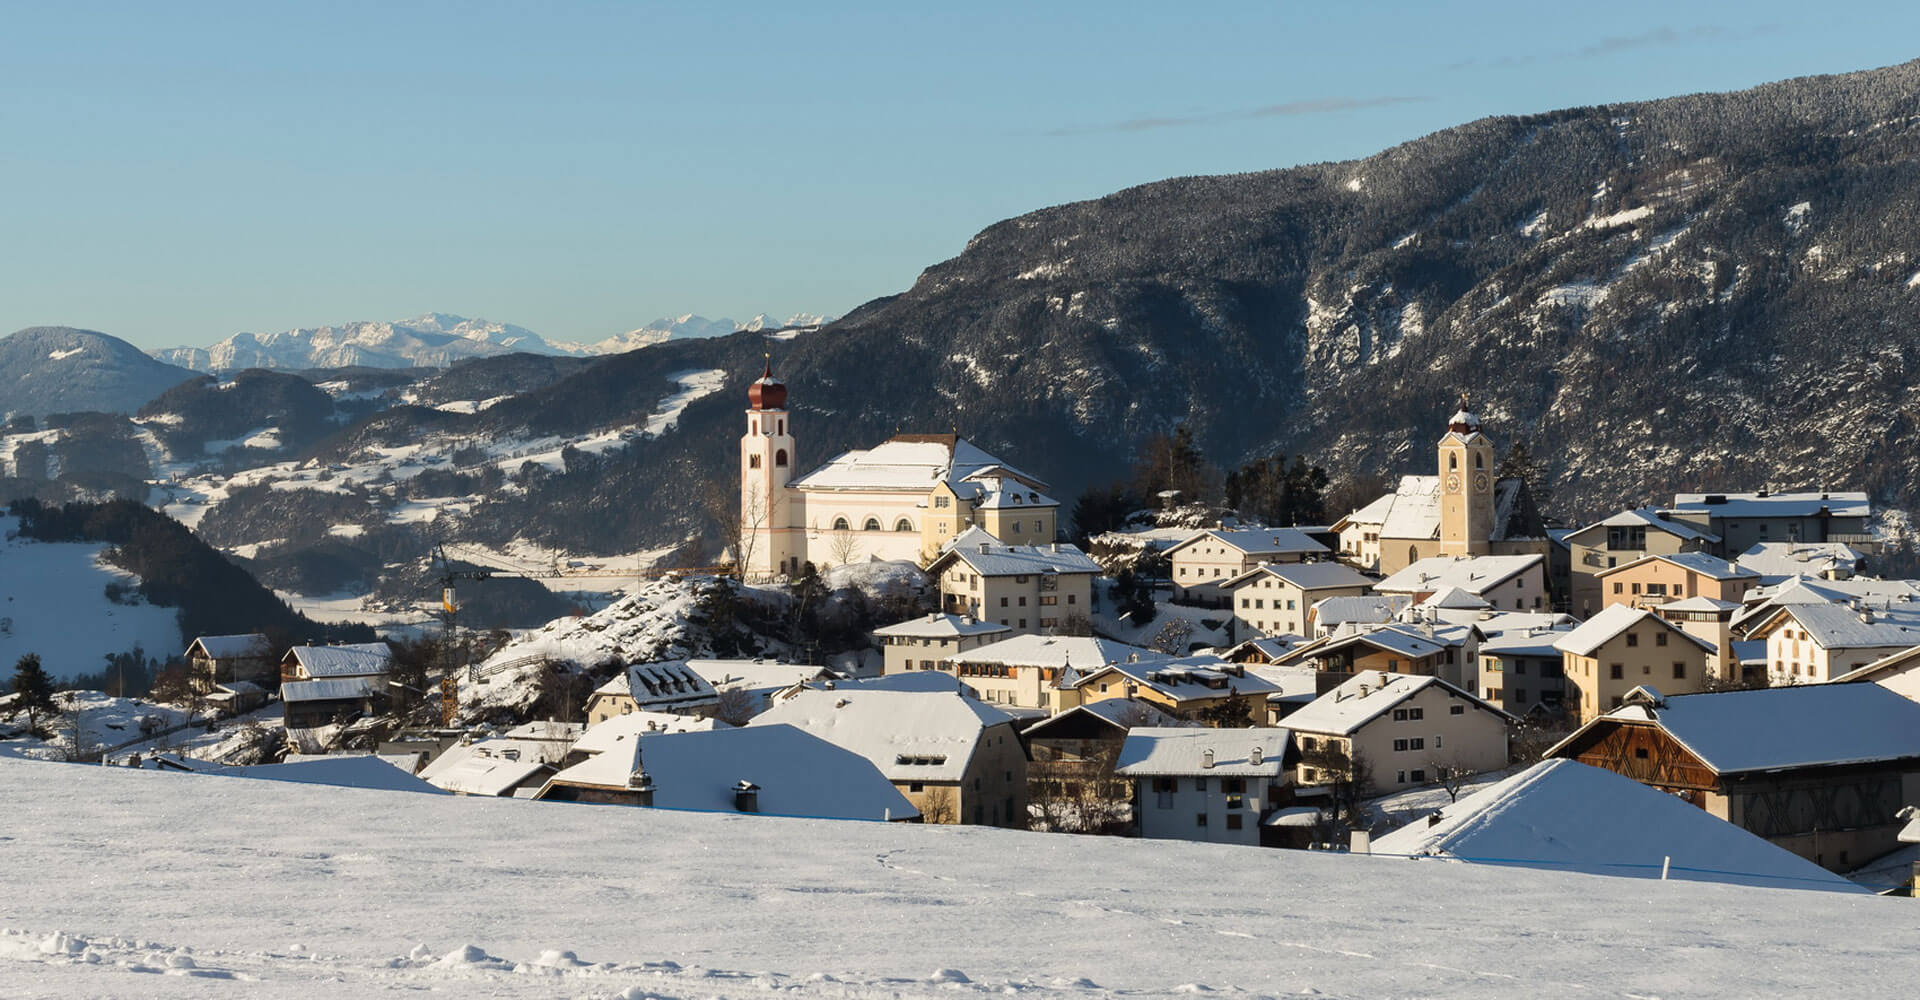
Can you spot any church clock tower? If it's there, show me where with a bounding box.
[740,359,796,578]
[1438,398,1495,558]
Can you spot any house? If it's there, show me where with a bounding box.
[1331,492,1398,572]
[1547,684,1920,871]
[279,643,394,736]
[1117,728,1296,846]
[1058,655,1282,726]
[737,362,1060,577]
[1221,634,1314,664]
[1374,554,1549,612]
[1373,759,1865,893]
[419,725,583,798]
[1593,552,1759,612]
[749,686,1028,826]
[1475,622,1576,716]
[1833,645,1920,704]
[1744,602,1920,685]
[940,634,1159,709]
[1563,509,1719,616]
[1023,699,1177,835]
[1667,491,1876,558]
[925,528,1099,635]
[1166,527,1329,603]
[872,613,1012,675]
[1729,575,1920,635]
[1554,605,1720,722]
[1278,621,1476,691]
[1653,596,1745,682]
[536,724,915,821]
[184,633,273,693]
[1223,561,1374,640]
[1736,542,1866,584]
[1348,405,1549,576]
[206,680,268,716]
[1283,670,1513,794]
[685,658,836,717]
[583,662,721,724]
[1308,595,1410,637]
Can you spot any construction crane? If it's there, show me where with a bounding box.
[430,543,496,726]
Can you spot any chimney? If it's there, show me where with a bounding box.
[1249,745,1263,766]
[733,779,760,813]
[627,769,655,807]
[1202,749,1215,769]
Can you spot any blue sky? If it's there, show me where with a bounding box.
[4,2,1916,349]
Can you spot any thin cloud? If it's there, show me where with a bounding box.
[1450,23,1779,70]
[1047,96,1426,137]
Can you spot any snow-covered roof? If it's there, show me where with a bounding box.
[1660,596,1741,613]
[418,741,553,797]
[1750,602,1920,651]
[1022,698,1179,739]
[749,687,1015,783]
[788,435,1045,494]
[1670,491,1871,520]
[1552,605,1714,657]
[1166,527,1329,559]
[1068,656,1283,703]
[186,633,270,660]
[1296,622,1472,663]
[1340,492,1398,528]
[1374,555,1543,596]
[1222,561,1373,591]
[1373,760,1864,893]
[1558,684,1920,774]
[590,662,721,713]
[971,476,1058,510]
[1378,476,1443,541]
[1312,595,1410,627]
[1284,670,1508,736]
[1736,542,1865,582]
[284,643,392,679]
[1115,727,1290,778]
[572,711,726,756]
[1242,662,1322,700]
[1599,552,1756,582]
[1417,585,1491,610]
[218,755,445,795]
[543,724,915,821]
[1223,635,1313,662]
[946,634,1160,671]
[1566,508,1719,544]
[281,676,383,703]
[1475,625,1575,657]
[871,613,1013,640]
[929,532,1099,578]
[687,659,832,694]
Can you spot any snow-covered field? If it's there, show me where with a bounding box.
[0,517,183,683]
[1,755,1916,998]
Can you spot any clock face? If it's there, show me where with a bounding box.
[1445,473,1461,493]
[1473,472,1490,493]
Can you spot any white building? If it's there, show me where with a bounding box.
[1284,670,1513,794]
[926,526,1100,635]
[873,613,1013,675]
[1116,727,1294,846]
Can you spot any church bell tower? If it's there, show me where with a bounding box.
[1438,397,1495,558]
[740,359,796,578]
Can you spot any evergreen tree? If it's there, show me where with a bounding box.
[10,653,56,735]
[1499,440,1551,513]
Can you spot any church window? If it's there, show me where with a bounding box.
[775,449,788,467]
[863,517,881,532]
[778,419,784,435]
[1449,454,1458,470]
[833,517,851,531]
[1475,453,1484,469]
[752,419,759,434]
[749,455,762,469]
[895,518,914,532]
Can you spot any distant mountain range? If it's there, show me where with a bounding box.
[150,311,833,373]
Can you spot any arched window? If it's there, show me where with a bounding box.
[749,455,762,469]
[1448,454,1458,470]
[895,518,914,532]
[1475,453,1484,469]
[751,419,759,434]
[777,419,784,435]
[832,517,850,531]
[863,517,882,532]
[775,449,788,467]
[1409,545,1420,565]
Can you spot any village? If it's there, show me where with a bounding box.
[6,361,1920,898]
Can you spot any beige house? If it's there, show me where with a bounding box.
[1476,624,1576,716]
[1745,603,1920,686]
[584,663,721,724]
[1224,562,1375,640]
[1833,645,1920,703]
[1563,508,1720,617]
[1595,552,1759,612]
[1279,622,1476,691]
[736,363,1058,577]
[1666,491,1876,558]
[874,613,1013,675]
[926,527,1099,635]
[751,687,1029,826]
[1374,554,1549,612]
[185,633,273,693]
[941,634,1157,709]
[1554,605,1719,722]
[1166,527,1329,603]
[1331,493,1397,571]
[1283,670,1513,794]
[1059,656,1283,726]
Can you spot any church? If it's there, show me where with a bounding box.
[738,363,1060,578]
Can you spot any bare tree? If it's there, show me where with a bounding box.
[1426,757,1476,803]
[705,477,782,579]
[825,525,860,568]
[1301,740,1374,830]
[712,685,760,727]
[918,785,958,824]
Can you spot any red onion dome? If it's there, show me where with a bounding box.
[747,359,786,410]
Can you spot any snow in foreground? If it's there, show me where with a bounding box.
[2,758,1916,998]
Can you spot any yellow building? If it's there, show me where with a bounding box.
[1554,605,1718,722]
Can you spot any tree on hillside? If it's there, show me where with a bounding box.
[1498,440,1550,514]
[10,653,56,736]
[1133,423,1221,504]
[1225,452,1330,526]
[1069,482,1139,541]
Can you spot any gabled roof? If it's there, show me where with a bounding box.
[686,659,834,693]
[1417,586,1491,610]
[186,633,270,660]
[1338,492,1398,529]
[572,711,728,756]
[1378,476,1443,541]
[1282,670,1511,736]
[1374,555,1543,596]
[1222,561,1373,591]
[1286,622,1473,664]
[1596,552,1757,582]
[748,687,1015,783]
[1475,624,1576,657]
[1021,698,1179,740]
[283,643,392,678]
[1551,684,1920,774]
[281,676,383,703]
[928,535,1100,578]
[590,662,720,712]
[946,634,1159,670]
[1565,508,1719,545]
[1553,605,1715,657]
[1222,635,1313,662]
[1373,760,1864,893]
[219,755,445,795]
[1311,595,1410,628]
[872,613,1013,640]
[971,476,1058,510]
[1670,491,1871,520]
[1066,656,1283,702]
[1736,542,1865,582]
[1747,602,1920,651]
[788,435,1046,494]
[1115,727,1291,778]
[1831,644,1920,684]
[418,740,554,796]
[1659,596,1741,613]
[1165,527,1329,560]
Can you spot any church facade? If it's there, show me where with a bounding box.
[739,364,1059,578]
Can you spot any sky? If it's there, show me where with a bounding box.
[3,2,1918,349]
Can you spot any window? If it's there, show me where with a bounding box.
[909,782,924,792]
[832,517,850,531]
[1673,662,1686,679]
[1300,736,1316,751]
[1409,738,1425,750]
[1610,663,1624,680]
[1634,747,1649,759]
[1511,690,1524,704]
[1196,814,1209,828]
[774,449,788,467]
[863,517,881,532]
[1410,769,1427,783]
[1613,582,1623,594]
[1000,597,1008,607]
[1194,778,1207,792]
[1449,705,1464,715]
[749,454,762,468]
[1018,597,1027,606]
[1223,778,1245,794]
[1393,739,1409,752]
[1226,814,1244,831]
[895,518,914,532]
[1655,632,1668,647]
[1514,660,1528,675]
[935,496,950,509]
[1434,735,1443,749]
[1626,633,1639,647]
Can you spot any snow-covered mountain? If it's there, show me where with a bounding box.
[152,314,559,373]
[552,312,834,355]
[0,327,199,418]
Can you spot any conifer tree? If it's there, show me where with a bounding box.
[10,653,56,735]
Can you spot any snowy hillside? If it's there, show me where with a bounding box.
[1,754,1914,998]
[0,516,181,682]
[550,312,834,355]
